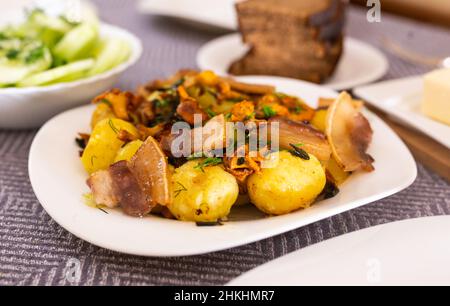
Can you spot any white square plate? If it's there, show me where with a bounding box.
[29,76,417,256]
[354,76,450,148]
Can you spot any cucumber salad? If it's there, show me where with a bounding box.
[0,9,131,88]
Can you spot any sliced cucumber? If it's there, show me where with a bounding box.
[28,10,74,34]
[18,58,94,87]
[0,41,52,86]
[53,23,98,62]
[89,38,130,75]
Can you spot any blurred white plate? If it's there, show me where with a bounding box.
[0,23,142,129]
[29,76,416,257]
[229,216,450,285]
[197,34,389,91]
[137,0,238,30]
[354,76,450,148]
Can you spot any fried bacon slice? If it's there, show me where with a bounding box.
[87,136,172,217]
[109,161,151,217]
[86,170,119,209]
[268,116,332,163]
[130,136,172,206]
[326,92,374,172]
[86,161,151,216]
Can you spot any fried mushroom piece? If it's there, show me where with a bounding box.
[219,77,275,95]
[176,86,208,125]
[93,89,135,121]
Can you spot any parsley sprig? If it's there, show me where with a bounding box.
[262,105,277,118]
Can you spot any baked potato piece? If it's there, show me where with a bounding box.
[247,151,326,215]
[114,140,143,163]
[90,103,116,129]
[81,118,139,174]
[168,160,239,222]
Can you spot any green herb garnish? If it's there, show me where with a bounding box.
[174,182,188,198]
[194,157,223,172]
[294,105,303,114]
[289,143,310,160]
[99,98,112,107]
[108,119,119,134]
[274,92,287,99]
[154,99,169,108]
[97,207,108,214]
[262,105,277,118]
[187,152,205,160]
[244,112,255,120]
[171,77,185,88]
[206,107,216,118]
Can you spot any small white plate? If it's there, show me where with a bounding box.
[229,216,450,285]
[197,34,389,91]
[137,0,238,30]
[354,76,450,148]
[29,76,416,257]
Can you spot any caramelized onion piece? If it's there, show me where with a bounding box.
[268,117,331,162]
[326,92,374,172]
[130,136,172,206]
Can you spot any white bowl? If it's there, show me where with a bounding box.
[0,23,143,129]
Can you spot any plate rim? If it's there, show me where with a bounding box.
[196,33,389,91]
[29,77,417,257]
[354,75,450,149]
[228,215,450,285]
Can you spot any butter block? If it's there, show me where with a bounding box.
[421,68,450,125]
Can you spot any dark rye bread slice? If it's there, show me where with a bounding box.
[229,38,343,83]
[247,35,343,60]
[237,0,344,32]
[230,59,325,83]
[242,14,345,44]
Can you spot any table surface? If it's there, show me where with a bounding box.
[1,0,449,286]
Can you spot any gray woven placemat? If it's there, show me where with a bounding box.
[0,0,449,285]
